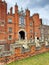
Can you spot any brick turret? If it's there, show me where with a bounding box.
[0,0,7,42]
[15,3,18,13]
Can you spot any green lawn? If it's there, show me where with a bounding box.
[7,52,49,65]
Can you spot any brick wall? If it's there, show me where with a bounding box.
[0,0,42,44]
[0,44,49,64]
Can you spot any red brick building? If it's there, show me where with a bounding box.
[0,0,49,63]
[0,0,42,44]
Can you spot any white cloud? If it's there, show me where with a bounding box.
[5,0,30,11]
[28,5,49,25]
[4,0,49,25]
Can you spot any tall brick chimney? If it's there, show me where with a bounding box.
[10,7,13,14]
[15,3,18,13]
[0,0,7,20]
[26,8,30,16]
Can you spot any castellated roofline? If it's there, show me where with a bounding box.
[0,0,41,18]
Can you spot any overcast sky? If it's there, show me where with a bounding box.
[3,0,49,25]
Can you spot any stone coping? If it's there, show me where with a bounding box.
[0,51,12,57]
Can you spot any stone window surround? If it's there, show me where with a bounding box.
[8,27,12,33]
[19,16,25,25]
[0,20,5,26]
[30,22,33,26]
[8,18,12,23]
[8,35,12,40]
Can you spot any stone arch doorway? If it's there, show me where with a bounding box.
[19,31,25,40]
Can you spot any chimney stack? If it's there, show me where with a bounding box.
[26,8,30,16]
[15,3,18,13]
[10,7,13,14]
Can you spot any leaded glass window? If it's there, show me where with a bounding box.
[19,16,25,25]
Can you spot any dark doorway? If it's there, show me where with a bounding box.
[37,37,39,40]
[19,31,25,40]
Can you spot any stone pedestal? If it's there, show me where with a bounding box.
[23,43,29,49]
[45,40,49,48]
[10,44,15,54]
[35,37,41,48]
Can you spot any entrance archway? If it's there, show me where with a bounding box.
[19,31,25,40]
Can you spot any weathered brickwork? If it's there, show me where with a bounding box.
[0,44,49,64]
[0,0,49,64]
[0,0,42,44]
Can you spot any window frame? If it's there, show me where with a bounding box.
[19,16,25,25]
[30,29,33,33]
[30,22,32,27]
[8,18,12,23]
[8,35,12,40]
[8,27,12,33]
